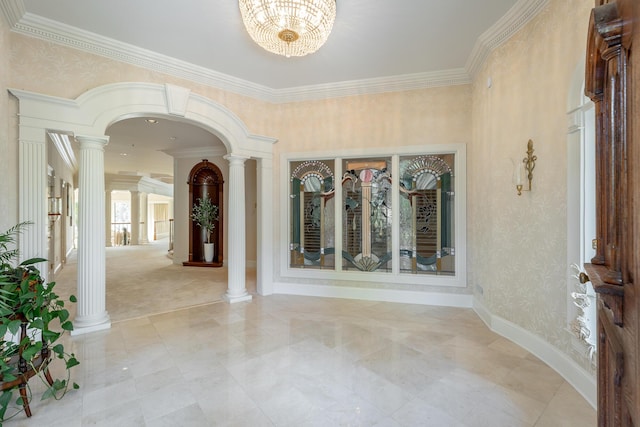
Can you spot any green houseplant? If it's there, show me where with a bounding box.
[191,195,219,262]
[0,222,79,421]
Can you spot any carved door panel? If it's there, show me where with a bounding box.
[584,0,639,425]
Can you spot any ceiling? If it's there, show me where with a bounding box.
[5,0,542,183]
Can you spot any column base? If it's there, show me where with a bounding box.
[223,291,253,304]
[71,313,112,336]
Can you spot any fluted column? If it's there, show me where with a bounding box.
[105,190,112,247]
[18,135,48,281]
[130,190,140,245]
[73,135,111,335]
[140,192,149,244]
[224,154,251,303]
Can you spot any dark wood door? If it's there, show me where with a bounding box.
[584,0,639,425]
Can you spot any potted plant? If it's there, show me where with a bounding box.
[0,222,79,421]
[191,195,219,262]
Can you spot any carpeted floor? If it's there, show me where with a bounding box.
[53,239,254,323]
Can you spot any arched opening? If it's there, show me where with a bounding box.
[10,82,277,334]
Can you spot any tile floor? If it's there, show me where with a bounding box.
[2,242,596,426]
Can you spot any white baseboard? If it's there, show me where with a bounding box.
[473,297,596,409]
[273,282,473,307]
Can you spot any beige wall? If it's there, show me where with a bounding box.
[271,86,472,290]
[0,15,17,231]
[469,0,593,370]
[2,0,595,374]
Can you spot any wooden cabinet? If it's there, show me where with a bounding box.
[183,159,224,267]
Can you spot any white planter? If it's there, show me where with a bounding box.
[204,243,214,262]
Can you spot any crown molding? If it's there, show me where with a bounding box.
[273,69,471,103]
[11,12,276,102]
[48,131,77,172]
[465,0,550,78]
[3,0,547,102]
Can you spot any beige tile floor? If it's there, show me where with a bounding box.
[3,241,596,426]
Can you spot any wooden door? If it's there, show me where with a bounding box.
[584,0,639,425]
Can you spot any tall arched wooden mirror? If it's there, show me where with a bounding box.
[184,159,224,267]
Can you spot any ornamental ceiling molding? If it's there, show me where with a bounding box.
[2,0,547,103]
[465,0,550,78]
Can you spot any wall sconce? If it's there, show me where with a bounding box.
[514,140,537,196]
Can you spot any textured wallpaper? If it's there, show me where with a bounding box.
[4,0,596,372]
[469,0,595,371]
[0,14,17,231]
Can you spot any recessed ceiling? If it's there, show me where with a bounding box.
[104,117,223,180]
[17,0,524,90]
[8,0,543,181]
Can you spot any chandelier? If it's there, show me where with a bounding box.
[238,0,337,58]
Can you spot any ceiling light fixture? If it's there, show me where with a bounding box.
[238,0,336,58]
[145,118,158,124]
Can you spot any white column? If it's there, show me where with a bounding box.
[224,154,251,303]
[140,192,149,244]
[18,134,49,281]
[256,158,274,295]
[130,190,140,245]
[105,190,112,247]
[73,135,111,335]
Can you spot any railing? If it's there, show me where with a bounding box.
[110,220,172,247]
[110,222,130,246]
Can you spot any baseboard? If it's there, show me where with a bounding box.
[273,282,473,308]
[473,297,596,409]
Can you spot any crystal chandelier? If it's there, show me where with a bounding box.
[238,0,337,58]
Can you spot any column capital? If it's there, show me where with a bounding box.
[224,154,250,165]
[76,134,110,149]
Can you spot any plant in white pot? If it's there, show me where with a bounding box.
[191,195,219,262]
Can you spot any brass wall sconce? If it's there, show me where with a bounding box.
[514,139,537,196]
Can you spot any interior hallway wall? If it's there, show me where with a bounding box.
[0,14,17,232]
[469,0,594,372]
[269,85,472,295]
[47,135,75,274]
[1,0,597,389]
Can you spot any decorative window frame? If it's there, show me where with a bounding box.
[566,70,597,366]
[279,143,467,288]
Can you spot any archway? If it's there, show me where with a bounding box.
[10,82,277,335]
